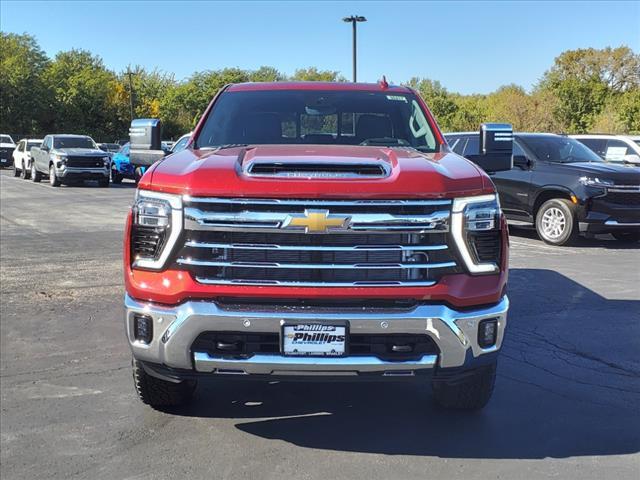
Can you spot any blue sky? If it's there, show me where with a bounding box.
[1,1,639,94]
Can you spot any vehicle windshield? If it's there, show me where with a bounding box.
[1,135,14,144]
[27,141,41,148]
[519,135,604,163]
[635,140,640,146]
[54,137,96,149]
[196,90,439,152]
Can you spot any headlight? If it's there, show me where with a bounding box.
[578,177,614,188]
[451,194,502,274]
[54,154,67,164]
[103,157,110,166]
[131,190,183,270]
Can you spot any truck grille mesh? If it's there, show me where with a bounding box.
[176,198,458,287]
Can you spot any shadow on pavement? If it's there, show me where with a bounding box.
[174,268,640,459]
[508,225,640,249]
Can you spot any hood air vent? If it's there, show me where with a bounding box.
[246,160,390,178]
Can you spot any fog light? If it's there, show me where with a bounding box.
[133,314,153,344]
[478,318,497,348]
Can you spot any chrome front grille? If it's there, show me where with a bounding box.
[177,198,458,287]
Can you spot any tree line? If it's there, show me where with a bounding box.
[1,32,638,141]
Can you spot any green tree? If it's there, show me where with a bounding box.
[0,32,50,134]
[249,66,285,82]
[44,49,120,139]
[405,78,458,131]
[290,67,346,82]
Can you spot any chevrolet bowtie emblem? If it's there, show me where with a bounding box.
[285,209,349,233]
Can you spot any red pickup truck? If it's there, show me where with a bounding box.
[124,82,512,410]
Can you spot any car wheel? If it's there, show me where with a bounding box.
[432,361,497,410]
[13,164,20,177]
[612,231,640,242]
[31,164,41,182]
[49,164,61,187]
[132,358,196,409]
[110,166,123,184]
[535,198,578,246]
[21,162,29,179]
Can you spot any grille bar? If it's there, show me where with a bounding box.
[183,196,452,207]
[194,277,437,287]
[184,240,448,252]
[184,208,450,233]
[178,258,457,270]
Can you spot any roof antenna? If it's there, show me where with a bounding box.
[379,75,389,89]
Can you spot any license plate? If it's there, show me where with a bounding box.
[282,324,347,357]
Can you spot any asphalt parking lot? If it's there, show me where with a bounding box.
[1,169,638,480]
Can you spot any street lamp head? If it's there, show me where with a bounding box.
[342,15,367,22]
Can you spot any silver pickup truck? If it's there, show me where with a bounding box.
[30,134,111,187]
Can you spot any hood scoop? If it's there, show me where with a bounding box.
[245,159,390,179]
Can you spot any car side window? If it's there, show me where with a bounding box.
[452,137,467,155]
[462,136,479,156]
[19,141,25,152]
[578,138,607,158]
[604,139,630,162]
[44,137,52,150]
[513,141,526,157]
[172,137,189,153]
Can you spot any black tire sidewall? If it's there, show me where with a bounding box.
[536,199,577,246]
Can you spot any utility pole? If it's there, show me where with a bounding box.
[342,15,367,82]
[126,69,135,121]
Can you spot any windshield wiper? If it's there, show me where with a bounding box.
[198,143,249,151]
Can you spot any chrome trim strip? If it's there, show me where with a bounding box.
[193,352,438,374]
[184,208,450,233]
[183,196,452,206]
[608,187,640,193]
[178,258,457,270]
[604,220,640,226]
[193,278,437,287]
[184,240,449,252]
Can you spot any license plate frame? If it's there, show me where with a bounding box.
[281,322,349,357]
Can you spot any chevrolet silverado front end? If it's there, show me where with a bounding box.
[124,82,512,410]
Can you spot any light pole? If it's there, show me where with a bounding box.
[342,15,366,82]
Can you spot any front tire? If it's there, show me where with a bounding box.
[132,359,196,409]
[111,166,123,184]
[31,164,42,182]
[13,164,20,177]
[49,165,61,187]
[98,177,110,188]
[21,162,30,179]
[432,361,496,410]
[535,198,578,246]
[612,231,640,242]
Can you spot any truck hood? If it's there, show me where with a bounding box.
[52,148,107,156]
[141,145,493,198]
[555,161,640,184]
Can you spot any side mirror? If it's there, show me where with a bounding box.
[42,145,49,152]
[129,118,166,168]
[513,155,530,169]
[466,123,513,173]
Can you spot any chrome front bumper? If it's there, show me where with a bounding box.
[125,294,509,376]
[55,166,109,177]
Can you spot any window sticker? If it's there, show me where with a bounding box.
[386,95,408,103]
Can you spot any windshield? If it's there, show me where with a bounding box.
[196,90,439,152]
[519,135,604,163]
[635,140,640,146]
[27,141,41,148]
[54,137,96,149]
[1,135,14,144]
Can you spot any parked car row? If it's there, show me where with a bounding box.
[445,132,640,245]
[3,132,191,187]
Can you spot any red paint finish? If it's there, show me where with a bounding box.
[139,145,493,198]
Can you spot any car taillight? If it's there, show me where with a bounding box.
[451,194,502,274]
[131,190,182,270]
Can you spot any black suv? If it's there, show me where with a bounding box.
[445,132,640,245]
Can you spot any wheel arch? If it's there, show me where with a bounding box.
[532,186,576,217]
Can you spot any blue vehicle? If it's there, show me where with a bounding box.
[110,143,140,184]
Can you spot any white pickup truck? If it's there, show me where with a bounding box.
[12,138,43,179]
[0,134,16,168]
